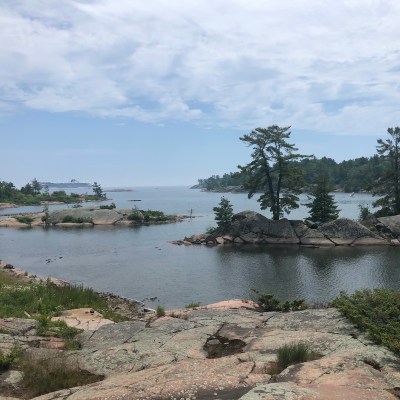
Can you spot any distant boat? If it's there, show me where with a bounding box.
[350,192,355,197]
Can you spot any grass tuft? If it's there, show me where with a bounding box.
[20,353,103,397]
[156,306,166,317]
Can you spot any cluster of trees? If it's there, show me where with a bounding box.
[211,125,400,223]
[0,179,107,205]
[196,155,389,194]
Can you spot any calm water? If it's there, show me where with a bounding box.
[1,187,399,308]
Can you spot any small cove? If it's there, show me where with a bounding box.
[1,186,399,308]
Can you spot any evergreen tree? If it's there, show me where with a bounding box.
[213,197,234,232]
[372,127,400,216]
[238,125,311,220]
[306,176,339,223]
[92,182,106,199]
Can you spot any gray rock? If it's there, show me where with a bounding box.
[318,218,378,239]
[377,215,400,237]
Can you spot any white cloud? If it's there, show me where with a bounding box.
[1,0,400,134]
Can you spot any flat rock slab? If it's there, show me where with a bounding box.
[51,308,115,331]
[0,318,37,336]
[24,307,400,400]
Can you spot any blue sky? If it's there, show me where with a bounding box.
[1,1,400,187]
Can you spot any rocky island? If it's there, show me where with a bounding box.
[0,206,184,228]
[175,211,400,247]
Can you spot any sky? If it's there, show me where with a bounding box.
[1,0,400,187]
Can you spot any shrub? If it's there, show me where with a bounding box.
[332,289,400,355]
[100,202,116,210]
[0,346,18,372]
[251,289,307,312]
[15,216,33,225]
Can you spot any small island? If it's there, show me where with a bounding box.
[0,206,184,228]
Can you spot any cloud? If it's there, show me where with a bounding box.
[1,0,400,134]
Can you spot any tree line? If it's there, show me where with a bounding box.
[196,155,388,194]
[209,125,400,223]
[0,179,106,205]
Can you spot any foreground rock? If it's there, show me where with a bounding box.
[22,305,400,400]
[176,212,392,247]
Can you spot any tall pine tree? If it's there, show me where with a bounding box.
[306,176,339,223]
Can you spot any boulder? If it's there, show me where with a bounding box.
[318,218,378,240]
[377,215,400,237]
[230,212,297,239]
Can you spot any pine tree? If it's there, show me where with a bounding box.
[372,127,400,216]
[238,125,311,220]
[306,176,339,223]
[213,197,234,232]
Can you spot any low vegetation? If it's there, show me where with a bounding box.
[156,306,166,317]
[15,216,34,225]
[332,288,400,355]
[99,202,116,210]
[251,289,307,312]
[61,215,93,224]
[0,178,106,206]
[128,209,175,223]
[0,347,18,372]
[20,352,103,397]
[0,274,126,322]
[268,342,320,374]
[185,302,201,308]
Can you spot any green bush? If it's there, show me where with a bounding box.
[333,289,400,355]
[15,216,33,225]
[100,202,116,210]
[128,209,174,223]
[251,289,307,312]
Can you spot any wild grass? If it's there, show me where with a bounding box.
[0,278,127,322]
[332,288,400,355]
[20,352,103,397]
[185,302,201,308]
[268,342,320,375]
[156,306,166,317]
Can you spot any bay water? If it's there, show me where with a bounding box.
[1,187,399,308]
